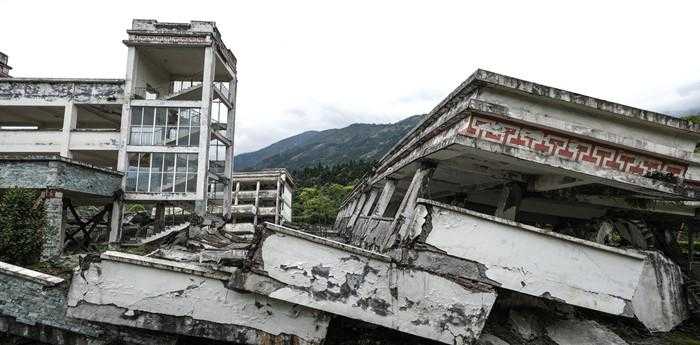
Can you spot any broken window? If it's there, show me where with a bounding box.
[126,152,198,193]
[129,107,201,146]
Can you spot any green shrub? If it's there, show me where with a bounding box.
[0,188,45,265]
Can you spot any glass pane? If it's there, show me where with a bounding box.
[129,126,141,145]
[176,154,187,173]
[142,128,154,146]
[142,107,155,125]
[164,154,175,173]
[137,171,149,192]
[166,126,178,146]
[162,171,174,193]
[179,108,190,127]
[149,172,162,193]
[177,126,190,146]
[187,154,198,172]
[190,109,200,125]
[128,153,139,170]
[153,126,165,145]
[175,173,187,192]
[131,107,143,125]
[155,108,167,126]
[167,108,179,126]
[126,171,137,192]
[186,173,197,193]
[152,153,164,172]
[189,126,200,146]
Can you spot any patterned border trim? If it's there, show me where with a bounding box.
[459,116,687,178]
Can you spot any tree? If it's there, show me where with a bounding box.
[294,184,354,225]
[0,188,45,265]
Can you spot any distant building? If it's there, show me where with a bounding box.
[0,20,238,258]
[0,52,11,77]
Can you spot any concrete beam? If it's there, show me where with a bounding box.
[411,199,688,331]
[66,251,330,344]
[232,223,497,345]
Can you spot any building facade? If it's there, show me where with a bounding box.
[0,20,237,253]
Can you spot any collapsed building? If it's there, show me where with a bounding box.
[0,19,699,345]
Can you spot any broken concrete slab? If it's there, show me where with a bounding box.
[631,251,689,332]
[0,260,177,345]
[233,222,497,345]
[413,199,688,331]
[67,251,330,344]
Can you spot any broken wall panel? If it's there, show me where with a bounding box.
[66,251,330,344]
[412,199,688,331]
[234,223,497,345]
[0,79,125,104]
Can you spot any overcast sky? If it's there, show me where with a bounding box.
[2,1,700,153]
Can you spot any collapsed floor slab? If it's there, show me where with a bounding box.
[231,223,498,345]
[66,251,330,344]
[410,199,688,331]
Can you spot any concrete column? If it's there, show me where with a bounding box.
[108,200,124,246]
[385,162,435,249]
[41,191,65,260]
[60,102,77,158]
[222,76,237,220]
[373,178,396,217]
[195,46,216,217]
[361,188,379,216]
[275,178,281,224]
[154,202,166,233]
[347,193,367,230]
[253,181,260,225]
[495,183,522,221]
[117,46,137,178]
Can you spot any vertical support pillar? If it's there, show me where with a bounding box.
[253,181,260,226]
[196,46,216,216]
[154,202,166,233]
[232,181,240,224]
[384,162,436,250]
[361,188,379,216]
[109,200,123,246]
[117,46,137,181]
[275,177,281,224]
[41,191,65,260]
[61,102,77,158]
[495,182,523,221]
[223,75,237,221]
[373,178,397,218]
[347,192,368,230]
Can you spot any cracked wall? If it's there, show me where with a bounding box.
[235,225,497,345]
[66,252,330,344]
[413,200,689,331]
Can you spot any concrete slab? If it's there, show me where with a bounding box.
[233,223,497,345]
[66,251,330,344]
[413,199,688,331]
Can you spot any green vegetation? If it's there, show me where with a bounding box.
[0,188,45,265]
[683,114,700,124]
[235,115,422,171]
[291,160,373,225]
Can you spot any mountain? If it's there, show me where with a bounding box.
[234,115,424,171]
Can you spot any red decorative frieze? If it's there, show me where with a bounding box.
[459,116,688,178]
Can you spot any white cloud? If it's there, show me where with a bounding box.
[3,0,700,153]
